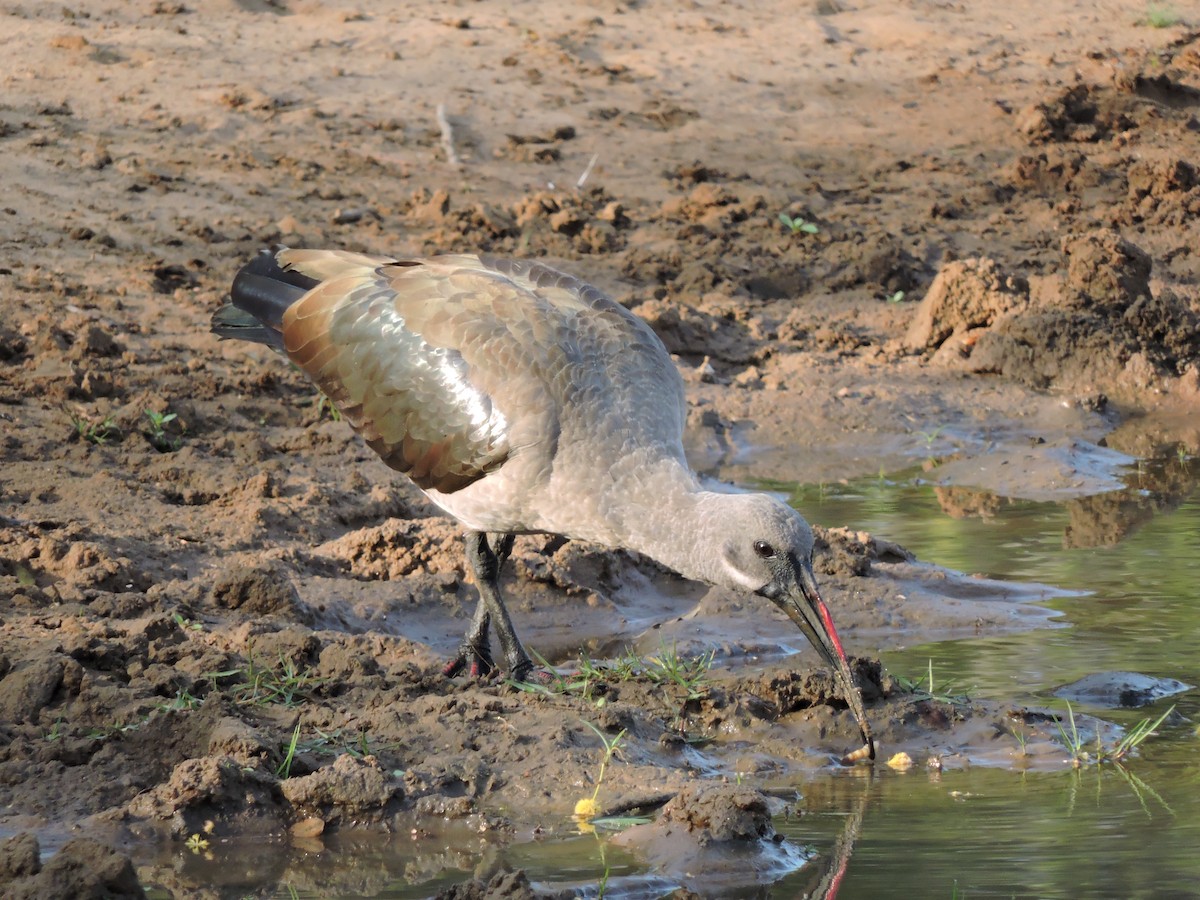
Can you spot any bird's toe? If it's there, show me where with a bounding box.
[443,642,496,679]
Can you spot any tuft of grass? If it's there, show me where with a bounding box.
[296,726,394,760]
[143,409,182,452]
[612,642,715,700]
[779,212,820,236]
[510,643,715,704]
[1055,701,1174,767]
[1139,3,1180,27]
[896,659,972,706]
[276,721,303,778]
[204,647,326,708]
[156,687,203,713]
[314,392,342,421]
[69,409,119,445]
[1009,724,1029,757]
[84,720,143,740]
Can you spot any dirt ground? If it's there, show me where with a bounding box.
[1,0,1198,895]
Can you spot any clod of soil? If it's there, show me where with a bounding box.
[908,229,1200,399]
[0,833,145,900]
[611,784,810,892]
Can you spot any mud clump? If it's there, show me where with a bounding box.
[757,658,887,713]
[210,563,314,623]
[611,785,809,892]
[1060,229,1151,308]
[908,230,1200,398]
[280,754,405,828]
[903,258,1031,354]
[656,784,774,842]
[0,656,73,723]
[0,833,145,900]
[125,755,287,836]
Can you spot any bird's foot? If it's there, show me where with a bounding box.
[507,657,558,686]
[442,642,496,679]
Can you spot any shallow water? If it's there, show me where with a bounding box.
[774,455,1200,900]
[143,454,1199,898]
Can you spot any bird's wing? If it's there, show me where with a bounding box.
[279,252,513,493]
[277,250,686,495]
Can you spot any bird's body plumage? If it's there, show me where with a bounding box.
[271,250,689,547]
[214,247,874,761]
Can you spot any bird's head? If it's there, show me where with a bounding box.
[712,492,875,761]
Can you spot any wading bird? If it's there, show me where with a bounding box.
[213,247,875,761]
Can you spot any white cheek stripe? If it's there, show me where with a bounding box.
[722,557,767,592]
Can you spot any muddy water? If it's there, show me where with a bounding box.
[138,454,1198,898]
[775,456,1200,899]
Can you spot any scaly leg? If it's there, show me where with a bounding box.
[441,588,494,678]
[444,532,543,681]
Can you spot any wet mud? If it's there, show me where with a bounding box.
[1,0,1198,894]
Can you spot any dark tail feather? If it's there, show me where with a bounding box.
[211,249,320,350]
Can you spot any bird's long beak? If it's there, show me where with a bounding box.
[781,562,875,762]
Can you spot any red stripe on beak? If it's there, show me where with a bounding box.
[816,597,849,665]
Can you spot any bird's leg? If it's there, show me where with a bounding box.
[441,591,494,678]
[465,530,547,683]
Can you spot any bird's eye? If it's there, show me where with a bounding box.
[753,540,776,559]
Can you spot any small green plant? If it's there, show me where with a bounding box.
[606,642,715,698]
[779,212,819,236]
[641,643,715,700]
[204,648,326,708]
[143,409,182,452]
[1140,3,1180,27]
[157,687,204,713]
[297,727,393,759]
[172,611,204,633]
[276,721,303,778]
[69,409,119,445]
[887,290,906,303]
[573,721,627,820]
[314,393,342,421]
[45,717,65,742]
[896,659,972,706]
[184,832,210,853]
[1109,706,1175,763]
[915,425,946,449]
[506,649,614,707]
[1054,701,1174,766]
[1010,724,1029,757]
[84,720,143,740]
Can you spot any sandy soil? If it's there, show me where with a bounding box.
[1,0,1198,895]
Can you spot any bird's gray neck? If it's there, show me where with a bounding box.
[613,464,732,586]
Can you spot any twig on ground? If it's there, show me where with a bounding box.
[436,103,461,168]
[576,152,599,189]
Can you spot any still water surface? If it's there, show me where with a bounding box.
[771,458,1200,900]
